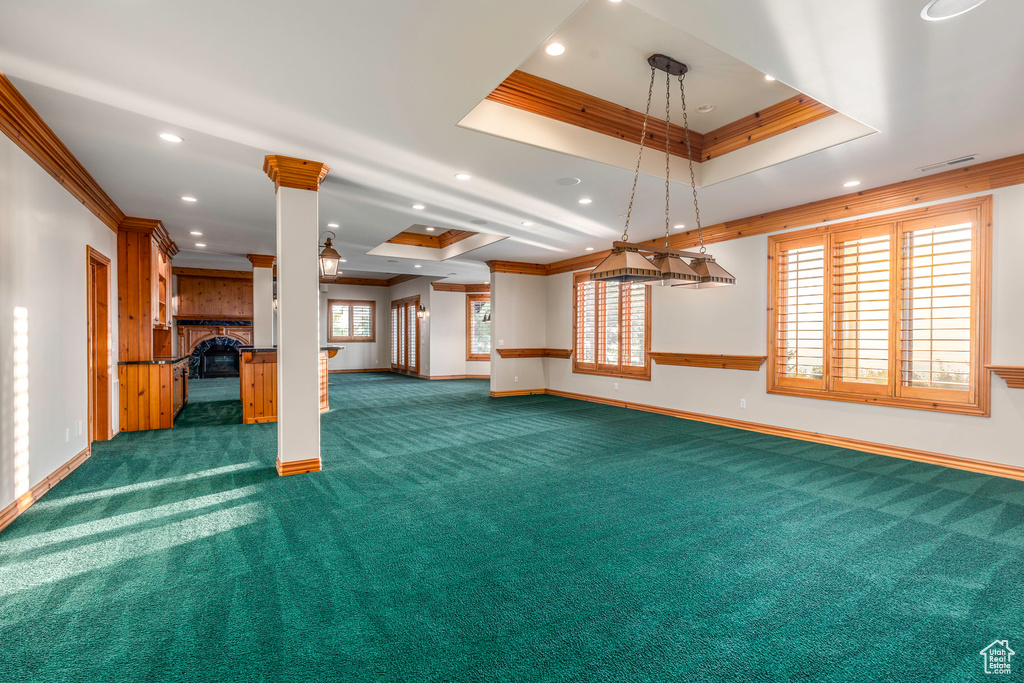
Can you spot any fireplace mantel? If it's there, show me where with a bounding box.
[178,321,253,356]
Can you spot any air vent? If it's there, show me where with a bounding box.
[917,154,979,173]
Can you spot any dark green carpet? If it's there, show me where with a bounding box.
[1,374,1022,682]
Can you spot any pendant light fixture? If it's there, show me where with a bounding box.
[590,54,735,289]
[318,231,342,279]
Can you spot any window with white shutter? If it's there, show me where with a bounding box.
[328,300,375,343]
[573,272,650,379]
[466,294,491,361]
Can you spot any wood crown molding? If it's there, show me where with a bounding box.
[247,254,276,268]
[987,366,1024,389]
[0,446,91,534]
[496,348,572,359]
[486,70,836,164]
[276,456,322,477]
[431,282,490,293]
[492,389,1024,482]
[387,274,419,286]
[318,273,420,287]
[173,266,252,280]
[650,353,767,371]
[387,229,476,249]
[490,153,1024,277]
[0,72,125,233]
[263,155,330,192]
[119,217,178,256]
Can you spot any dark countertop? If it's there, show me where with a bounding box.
[118,355,189,366]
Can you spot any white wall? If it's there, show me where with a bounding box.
[491,272,547,393]
[319,283,391,371]
[0,135,119,511]
[534,186,1024,467]
[429,289,491,378]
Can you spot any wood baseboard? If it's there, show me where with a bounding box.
[276,457,322,477]
[328,368,392,374]
[0,445,92,534]
[489,389,546,397]
[425,374,490,380]
[492,388,1024,482]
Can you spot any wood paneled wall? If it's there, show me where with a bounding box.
[177,273,254,319]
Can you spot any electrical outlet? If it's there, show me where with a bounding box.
[514,376,519,383]
[77,421,82,436]
[614,382,619,391]
[65,428,70,443]
[740,399,747,409]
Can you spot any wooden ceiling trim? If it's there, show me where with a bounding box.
[173,267,252,280]
[486,260,548,275]
[701,95,836,160]
[387,232,441,248]
[431,282,491,292]
[487,70,705,162]
[0,72,125,232]
[387,274,419,286]
[320,276,390,286]
[438,229,476,248]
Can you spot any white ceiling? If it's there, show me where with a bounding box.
[2,0,1023,280]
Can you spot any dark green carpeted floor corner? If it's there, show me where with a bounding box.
[1,373,1022,682]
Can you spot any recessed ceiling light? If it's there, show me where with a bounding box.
[585,247,594,251]
[159,133,183,143]
[843,180,862,188]
[181,196,197,202]
[545,43,565,56]
[327,222,339,228]
[521,221,534,226]
[454,172,472,181]
[339,259,347,263]
[921,0,988,20]
[764,74,776,81]
[426,227,435,231]
[414,265,422,268]
[555,177,582,186]
[609,0,622,3]
[697,104,716,113]
[412,204,425,210]
[189,230,202,236]
[578,198,592,204]
[195,243,206,248]
[674,224,685,230]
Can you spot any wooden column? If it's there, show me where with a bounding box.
[264,155,330,476]
[247,254,276,348]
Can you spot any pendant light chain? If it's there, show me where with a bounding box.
[678,73,705,254]
[622,64,657,242]
[664,70,671,248]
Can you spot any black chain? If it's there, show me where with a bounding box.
[623,65,657,242]
[678,73,705,254]
[664,69,671,248]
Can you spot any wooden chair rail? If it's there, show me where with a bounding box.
[496,348,572,359]
[650,353,767,371]
[987,366,1024,389]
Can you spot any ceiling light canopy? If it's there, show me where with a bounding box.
[589,54,735,289]
[159,133,183,143]
[545,43,565,56]
[921,0,988,20]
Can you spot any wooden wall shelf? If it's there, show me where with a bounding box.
[650,353,767,371]
[496,348,572,359]
[987,365,1024,389]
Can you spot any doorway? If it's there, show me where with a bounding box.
[391,295,420,375]
[87,246,112,442]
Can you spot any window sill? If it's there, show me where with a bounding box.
[467,354,490,362]
[766,386,989,417]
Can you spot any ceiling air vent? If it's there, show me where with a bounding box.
[917,154,979,173]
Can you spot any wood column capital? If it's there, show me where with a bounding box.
[247,254,276,269]
[118,217,178,256]
[263,155,330,192]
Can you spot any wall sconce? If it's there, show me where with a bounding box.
[417,304,427,319]
[318,231,341,278]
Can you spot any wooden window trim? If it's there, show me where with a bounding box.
[466,293,491,362]
[767,195,992,416]
[572,271,652,381]
[327,299,376,343]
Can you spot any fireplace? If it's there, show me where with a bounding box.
[189,336,244,379]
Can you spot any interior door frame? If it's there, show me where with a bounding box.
[390,295,420,376]
[87,246,112,442]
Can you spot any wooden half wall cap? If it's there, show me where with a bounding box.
[247,254,276,268]
[263,155,331,192]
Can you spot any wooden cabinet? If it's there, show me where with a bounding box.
[117,357,188,431]
[240,348,335,425]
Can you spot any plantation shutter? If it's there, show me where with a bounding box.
[407,304,417,371]
[467,295,491,360]
[390,306,398,366]
[573,272,649,378]
[328,300,375,342]
[898,210,975,402]
[331,304,350,339]
[775,238,826,388]
[831,229,892,395]
[352,304,373,339]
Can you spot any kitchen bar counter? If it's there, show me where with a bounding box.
[239,347,335,424]
[117,356,189,431]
